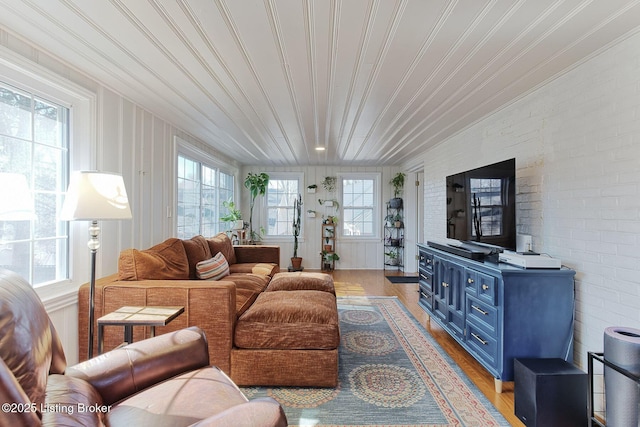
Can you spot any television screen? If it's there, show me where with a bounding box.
[446,158,516,250]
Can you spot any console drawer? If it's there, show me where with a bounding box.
[418,284,432,312]
[418,251,434,272]
[465,269,498,305]
[466,323,499,370]
[419,270,432,287]
[466,295,498,337]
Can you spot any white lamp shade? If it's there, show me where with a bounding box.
[0,173,36,221]
[61,171,132,221]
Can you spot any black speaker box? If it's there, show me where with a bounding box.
[514,358,588,427]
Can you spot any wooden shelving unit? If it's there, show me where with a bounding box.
[321,222,337,271]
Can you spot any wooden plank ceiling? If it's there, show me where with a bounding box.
[1,0,639,166]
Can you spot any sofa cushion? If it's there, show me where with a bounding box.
[228,273,271,316]
[229,262,279,277]
[43,374,105,426]
[234,290,339,350]
[207,233,237,265]
[196,252,230,281]
[266,272,335,293]
[118,238,189,281]
[182,235,212,279]
[106,367,249,426]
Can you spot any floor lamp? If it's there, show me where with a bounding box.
[61,171,132,359]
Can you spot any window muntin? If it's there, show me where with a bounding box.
[176,154,234,238]
[341,175,377,237]
[266,177,300,237]
[0,82,69,286]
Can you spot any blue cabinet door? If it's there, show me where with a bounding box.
[433,257,465,340]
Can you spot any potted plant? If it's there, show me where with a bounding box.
[307,184,317,193]
[291,193,303,271]
[307,209,316,218]
[385,248,399,265]
[321,176,337,192]
[384,213,394,228]
[244,172,269,243]
[323,215,338,225]
[389,172,406,208]
[321,251,340,271]
[220,199,243,231]
[394,213,403,228]
[318,198,339,208]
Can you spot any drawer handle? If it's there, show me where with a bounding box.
[471,332,488,345]
[482,284,490,291]
[420,292,429,299]
[442,282,449,288]
[467,278,474,284]
[471,305,488,316]
[420,273,429,280]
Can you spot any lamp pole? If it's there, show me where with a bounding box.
[87,220,100,358]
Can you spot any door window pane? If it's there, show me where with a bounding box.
[266,178,300,236]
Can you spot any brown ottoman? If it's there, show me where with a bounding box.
[266,271,335,294]
[231,290,339,387]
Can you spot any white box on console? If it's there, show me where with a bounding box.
[499,251,561,269]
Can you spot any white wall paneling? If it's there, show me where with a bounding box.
[243,165,409,271]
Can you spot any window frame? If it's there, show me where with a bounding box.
[0,81,70,286]
[339,172,381,241]
[0,46,95,297]
[174,137,239,238]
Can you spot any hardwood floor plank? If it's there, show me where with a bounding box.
[329,269,523,427]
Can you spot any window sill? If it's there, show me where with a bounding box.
[35,279,78,312]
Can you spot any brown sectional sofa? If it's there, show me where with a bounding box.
[78,233,339,387]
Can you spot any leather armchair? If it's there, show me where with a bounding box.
[0,269,287,427]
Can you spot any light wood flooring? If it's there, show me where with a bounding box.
[328,268,523,427]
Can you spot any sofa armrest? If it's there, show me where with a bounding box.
[0,357,40,427]
[234,245,280,266]
[66,327,209,405]
[191,397,287,427]
[79,278,237,372]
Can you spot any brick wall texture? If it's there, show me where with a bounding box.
[421,30,640,379]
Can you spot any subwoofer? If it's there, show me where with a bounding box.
[514,358,587,427]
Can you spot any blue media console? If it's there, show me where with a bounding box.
[417,243,576,392]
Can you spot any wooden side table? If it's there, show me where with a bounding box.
[97,306,184,354]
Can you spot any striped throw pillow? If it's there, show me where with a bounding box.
[196,252,229,280]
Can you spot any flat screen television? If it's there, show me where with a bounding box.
[446,158,516,251]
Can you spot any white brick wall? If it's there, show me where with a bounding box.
[419,30,640,381]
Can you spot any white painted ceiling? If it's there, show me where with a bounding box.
[1,1,640,167]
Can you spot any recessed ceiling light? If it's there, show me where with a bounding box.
[315,146,326,151]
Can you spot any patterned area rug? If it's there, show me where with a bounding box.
[241,296,509,426]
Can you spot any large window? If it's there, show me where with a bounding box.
[0,82,69,285]
[341,174,378,237]
[265,174,301,237]
[176,153,234,238]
